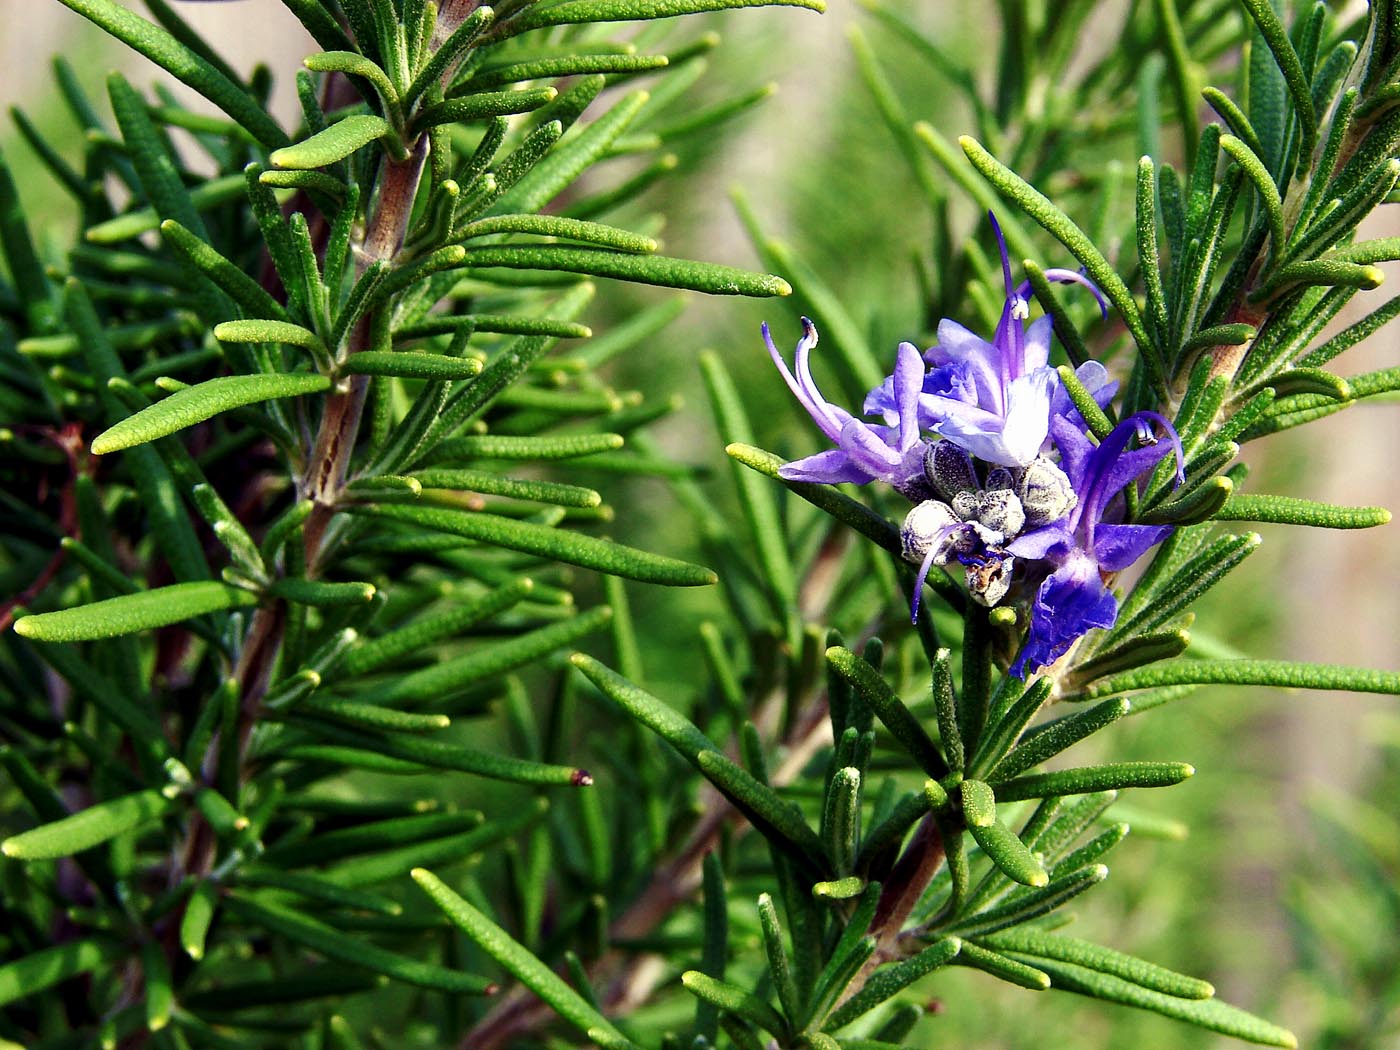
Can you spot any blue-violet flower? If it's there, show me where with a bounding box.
[766,317,928,498]
[1007,412,1185,676]
[865,214,1113,467]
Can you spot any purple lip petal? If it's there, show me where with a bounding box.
[778,450,877,485]
[1092,522,1175,571]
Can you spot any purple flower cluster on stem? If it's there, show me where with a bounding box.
[762,214,1185,679]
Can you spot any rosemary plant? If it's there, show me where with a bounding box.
[1,1,1398,1049]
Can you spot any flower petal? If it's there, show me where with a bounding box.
[778,449,875,485]
[1093,522,1174,571]
[1012,551,1119,677]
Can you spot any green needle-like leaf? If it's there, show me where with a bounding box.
[826,646,948,779]
[1022,955,1296,1047]
[1215,492,1391,529]
[510,0,824,32]
[54,0,287,148]
[982,928,1212,999]
[961,780,1047,887]
[91,373,331,454]
[14,581,258,642]
[682,972,788,1038]
[226,894,494,994]
[993,762,1195,801]
[270,114,392,170]
[2,789,173,860]
[824,938,961,1030]
[412,868,633,1044]
[1080,659,1400,697]
[0,938,123,1007]
[960,136,1154,366]
[572,654,825,862]
[458,245,789,296]
[358,504,716,586]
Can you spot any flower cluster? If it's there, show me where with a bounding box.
[764,217,1182,676]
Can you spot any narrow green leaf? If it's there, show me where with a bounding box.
[304,51,399,107]
[54,0,287,148]
[959,136,1154,363]
[358,503,716,586]
[2,789,173,859]
[160,219,292,321]
[414,88,559,129]
[1068,632,1193,685]
[1215,492,1390,529]
[412,868,629,1041]
[323,800,546,888]
[270,115,392,169]
[181,881,217,960]
[342,578,533,676]
[91,373,331,454]
[992,699,1132,783]
[225,894,493,993]
[961,780,1047,887]
[414,469,601,508]
[950,866,1109,939]
[270,578,377,607]
[1080,659,1400,697]
[571,654,824,861]
[1238,0,1316,158]
[757,892,801,1026]
[682,972,788,1038]
[510,0,825,33]
[951,941,1050,990]
[1023,955,1296,1047]
[824,938,961,1031]
[379,607,614,704]
[823,767,862,877]
[1218,135,1285,257]
[0,938,123,1007]
[458,245,789,296]
[428,432,624,462]
[826,647,947,779]
[492,90,650,216]
[215,319,327,355]
[982,928,1212,999]
[992,762,1195,801]
[14,581,258,642]
[457,214,656,254]
[293,720,590,786]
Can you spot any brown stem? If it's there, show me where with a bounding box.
[301,136,428,569]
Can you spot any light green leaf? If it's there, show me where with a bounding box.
[91,373,331,454]
[2,789,173,859]
[54,0,287,148]
[0,938,123,1007]
[458,245,789,296]
[412,868,632,1044]
[14,581,258,642]
[225,894,493,993]
[270,115,392,170]
[358,503,716,586]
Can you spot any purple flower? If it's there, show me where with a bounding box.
[1007,412,1185,676]
[765,317,927,497]
[865,215,1111,467]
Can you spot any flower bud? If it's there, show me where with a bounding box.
[1017,456,1077,528]
[900,499,968,565]
[924,441,978,501]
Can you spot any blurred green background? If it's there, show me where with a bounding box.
[2,1,1398,1045]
